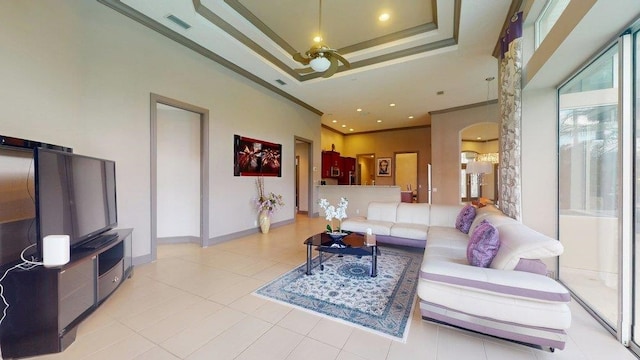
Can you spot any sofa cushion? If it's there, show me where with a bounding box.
[396,202,430,225]
[417,276,572,330]
[490,223,564,271]
[514,259,548,275]
[419,258,571,303]
[455,204,476,234]
[366,202,399,222]
[469,210,516,235]
[340,217,394,236]
[426,226,469,250]
[467,220,500,267]
[390,223,428,240]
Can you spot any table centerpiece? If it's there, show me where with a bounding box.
[318,197,349,246]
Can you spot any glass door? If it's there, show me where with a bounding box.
[632,28,640,350]
[558,44,620,330]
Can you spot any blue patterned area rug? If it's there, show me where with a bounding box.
[254,245,423,342]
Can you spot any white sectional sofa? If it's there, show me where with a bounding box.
[340,202,572,351]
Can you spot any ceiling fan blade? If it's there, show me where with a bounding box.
[293,52,310,65]
[296,67,316,74]
[332,52,350,68]
[322,56,339,78]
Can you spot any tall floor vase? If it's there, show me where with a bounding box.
[259,210,271,233]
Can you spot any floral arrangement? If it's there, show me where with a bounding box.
[318,197,348,233]
[255,177,284,214]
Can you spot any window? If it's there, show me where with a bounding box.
[535,0,570,48]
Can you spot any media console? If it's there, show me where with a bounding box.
[0,228,133,359]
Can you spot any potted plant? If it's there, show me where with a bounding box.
[318,197,348,240]
[255,177,284,233]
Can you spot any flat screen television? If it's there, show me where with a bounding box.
[35,148,117,253]
[0,147,38,267]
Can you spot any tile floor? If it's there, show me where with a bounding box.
[21,215,637,360]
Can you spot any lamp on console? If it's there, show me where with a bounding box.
[466,160,493,186]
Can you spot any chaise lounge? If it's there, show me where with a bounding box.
[341,201,572,351]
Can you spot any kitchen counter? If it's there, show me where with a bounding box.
[316,185,401,218]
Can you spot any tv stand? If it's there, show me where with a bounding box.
[78,232,119,250]
[0,228,133,359]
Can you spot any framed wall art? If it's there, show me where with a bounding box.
[377,157,391,176]
[234,135,282,177]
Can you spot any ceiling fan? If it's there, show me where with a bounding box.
[293,0,350,78]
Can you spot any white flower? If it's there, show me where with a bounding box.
[318,197,348,232]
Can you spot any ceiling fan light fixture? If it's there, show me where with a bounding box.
[310,56,331,72]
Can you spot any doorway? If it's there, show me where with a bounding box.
[294,137,313,216]
[460,123,499,203]
[356,154,375,185]
[150,94,209,261]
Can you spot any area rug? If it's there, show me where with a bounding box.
[254,245,423,342]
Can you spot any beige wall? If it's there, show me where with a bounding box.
[461,139,498,154]
[0,1,321,261]
[395,152,418,192]
[321,126,345,153]
[431,103,499,205]
[520,88,557,239]
[341,127,431,202]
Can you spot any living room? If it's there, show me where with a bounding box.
[2,0,640,359]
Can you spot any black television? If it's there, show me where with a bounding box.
[0,136,71,268]
[35,148,117,253]
[0,147,37,267]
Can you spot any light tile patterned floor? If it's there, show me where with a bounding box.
[20,215,636,360]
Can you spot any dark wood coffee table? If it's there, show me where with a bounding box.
[304,232,379,277]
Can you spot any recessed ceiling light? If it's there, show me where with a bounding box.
[356,108,362,112]
[379,13,390,22]
[341,124,347,128]
[389,103,396,107]
[477,137,482,140]
[408,115,414,119]
[377,119,382,123]
[332,119,337,123]
[349,128,354,132]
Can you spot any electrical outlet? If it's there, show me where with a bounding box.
[254,220,258,226]
[546,270,556,279]
[356,209,360,215]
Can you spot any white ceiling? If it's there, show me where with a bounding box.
[100,0,512,134]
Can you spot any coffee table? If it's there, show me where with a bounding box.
[304,232,379,277]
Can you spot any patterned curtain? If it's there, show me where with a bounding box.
[498,12,523,220]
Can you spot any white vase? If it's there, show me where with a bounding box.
[259,210,271,233]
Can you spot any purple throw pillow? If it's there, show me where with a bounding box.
[467,220,500,267]
[455,204,476,234]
